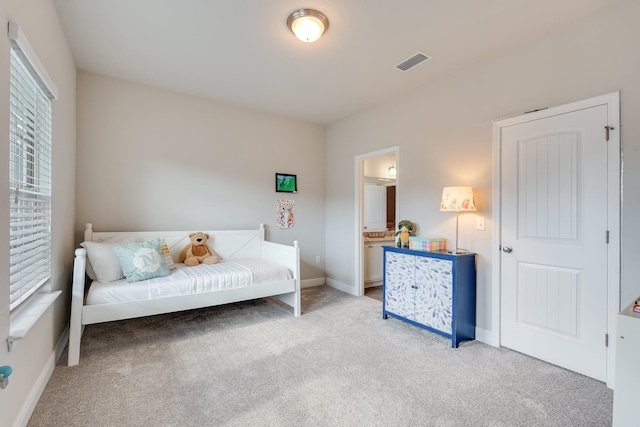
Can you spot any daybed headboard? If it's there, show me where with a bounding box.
[84,223,267,262]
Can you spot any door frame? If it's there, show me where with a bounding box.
[491,92,620,387]
[355,146,399,296]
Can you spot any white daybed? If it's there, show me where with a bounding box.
[68,223,300,366]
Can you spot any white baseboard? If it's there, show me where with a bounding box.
[13,354,55,427]
[475,327,499,347]
[325,278,356,295]
[55,326,70,362]
[301,277,325,288]
[14,327,69,427]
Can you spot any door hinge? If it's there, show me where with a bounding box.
[605,333,609,347]
[605,125,615,141]
[606,230,610,244]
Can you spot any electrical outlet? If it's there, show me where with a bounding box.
[315,256,321,264]
[476,217,486,231]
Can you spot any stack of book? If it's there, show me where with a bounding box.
[633,297,640,314]
[408,236,446,252]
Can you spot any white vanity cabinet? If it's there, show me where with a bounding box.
[364,241,385,284]
[613,301,640,426]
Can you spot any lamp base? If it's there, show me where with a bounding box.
[448,248,470,255]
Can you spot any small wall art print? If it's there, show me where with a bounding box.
[276,199,295,229]
[275,173,297,193]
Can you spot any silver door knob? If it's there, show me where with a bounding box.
[502,245,513,253]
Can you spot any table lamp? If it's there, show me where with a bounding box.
[440,186,476,254]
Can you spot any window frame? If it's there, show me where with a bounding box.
[8,22,58,313]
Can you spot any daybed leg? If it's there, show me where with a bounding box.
[293,241,301,317]
[68,248,87,367]
[294,294,301,317]
[293,279,301,317]
[68,322,82,367]
[275,289,301,317]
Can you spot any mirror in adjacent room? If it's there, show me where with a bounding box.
[363,153,396,232]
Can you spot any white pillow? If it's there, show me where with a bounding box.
[81,236,134,283]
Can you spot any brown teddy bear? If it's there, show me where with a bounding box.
[180,232,220,266]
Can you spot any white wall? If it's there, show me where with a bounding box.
[364,153,396,179]
[0,1,76,426]
[76,72,326,280]
[325,0,640,336]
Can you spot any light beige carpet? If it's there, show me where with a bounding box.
[29,286,612,426]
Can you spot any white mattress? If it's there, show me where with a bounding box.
[86,259,293,305]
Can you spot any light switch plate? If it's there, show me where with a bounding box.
[476,217,486,231]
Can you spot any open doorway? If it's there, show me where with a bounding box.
[354,147,399,298]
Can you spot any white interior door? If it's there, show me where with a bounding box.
[500,104,610,381]
[363,184,386,231]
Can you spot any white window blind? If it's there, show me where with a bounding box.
[9,47,53,312]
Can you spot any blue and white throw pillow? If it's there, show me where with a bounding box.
[112,238,171,283]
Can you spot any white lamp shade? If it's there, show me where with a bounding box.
[440,186,476,212]
[287,9,329,43]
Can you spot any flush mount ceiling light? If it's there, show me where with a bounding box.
[287,9,329,43]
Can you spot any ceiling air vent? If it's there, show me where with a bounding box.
[395,52,431,71]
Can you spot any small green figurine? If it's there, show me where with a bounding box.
[395,220,415,248]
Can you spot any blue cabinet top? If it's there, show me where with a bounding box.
[383,246,475,261]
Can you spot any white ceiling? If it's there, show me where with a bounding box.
[53,0,619,125]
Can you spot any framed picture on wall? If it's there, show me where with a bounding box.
[275,173,297,193]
